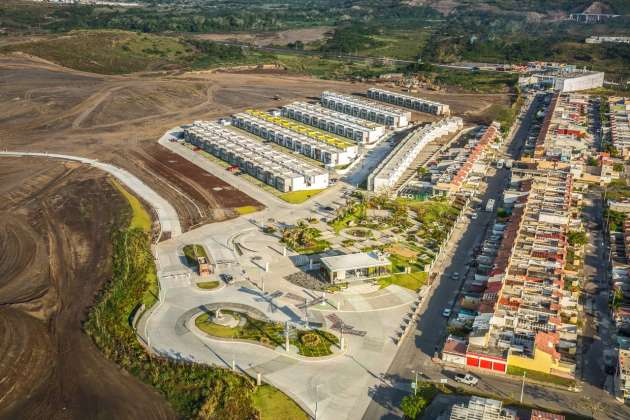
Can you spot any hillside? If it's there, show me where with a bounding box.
[0,30,268,74]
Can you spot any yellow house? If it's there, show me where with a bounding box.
[507,332,574,378]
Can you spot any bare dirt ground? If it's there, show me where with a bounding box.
[0,157,175,420]
[0,53,510,226]
[126,143,263,229]
[192,27,333,47]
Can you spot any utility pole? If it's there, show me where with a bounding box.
[520,371,527,403]
[411,369,419,396]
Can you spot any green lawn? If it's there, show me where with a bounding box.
[196,281,220,290]
[236,205,260,215]
[358,29,430,61]
[182,244,208,265]
[506,366,576,388]
[378,272,427,291]
[279,189,326,204]
[195,311,338,357]
[111,179,152,231]
[253,385,307,420]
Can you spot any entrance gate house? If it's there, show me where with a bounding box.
[320,252,391,284]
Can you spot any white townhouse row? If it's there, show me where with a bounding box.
[367,88,451,116]
[320,91,411,128]
[281,101,386,144]
[184,121,329,192]
[368,117,463,193]
[231,110,358,166]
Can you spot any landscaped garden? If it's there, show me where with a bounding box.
[195,310,339,357]
[182,244,208,265]
[281,221,330,254]
[196,280,220,290]
[326,193,464,291]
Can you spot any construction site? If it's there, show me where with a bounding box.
[0,52,513,420]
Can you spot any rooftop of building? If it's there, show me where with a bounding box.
[283,101,382,130]
[186,121,328,178]
[443,336,468,356]
[321,91,410,117]
[367,87,448,108]
[239,110,355,150]
[320,252,391,272]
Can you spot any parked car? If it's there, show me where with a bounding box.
[454,373,479,386]
[442,308,452,318]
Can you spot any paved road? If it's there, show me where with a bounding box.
[0,150,182,238]
[361,93,553,419]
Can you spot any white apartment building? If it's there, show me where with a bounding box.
[521,71,605,93]
[231,110,358,166]
[367,88,450,116]
[609,97,630,159]
[184,121,329,192]
[320,91,410,128]
[281,101,386,144]
[368,117,463,193]
[586,36,630,44]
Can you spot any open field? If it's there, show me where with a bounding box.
[0,157,175,419]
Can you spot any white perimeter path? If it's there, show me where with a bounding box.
[0,151,182,237]
[1,142,416,420]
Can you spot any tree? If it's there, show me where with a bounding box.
[400,393,429,419]
[567,230,587,247]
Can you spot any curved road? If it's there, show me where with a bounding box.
[0,151,182,238]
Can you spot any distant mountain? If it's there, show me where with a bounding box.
[404,0,629,16]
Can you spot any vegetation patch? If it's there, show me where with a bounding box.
[182,244,208,265]
[281,221,330,254]
[378,272,427,291]
[111,179,152,232]
[195,311,339,357]
[0,29,266,75]
[400,382,438,420]
[279,188,325,204]
[252,385,307,420]
[506,366,576,388]
[236,205,260,215]
[196,281,220,290]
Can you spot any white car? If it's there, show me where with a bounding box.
[471,213,478,220]
[442,308,452,318]
[454,373,479,386]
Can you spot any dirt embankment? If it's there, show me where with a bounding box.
[0,158,175,420]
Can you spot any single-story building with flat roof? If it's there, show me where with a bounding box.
[320,252,391,284]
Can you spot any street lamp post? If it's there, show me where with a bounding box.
[314,384,321,420]
[520,371,527,403]
[411,369,419,396]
